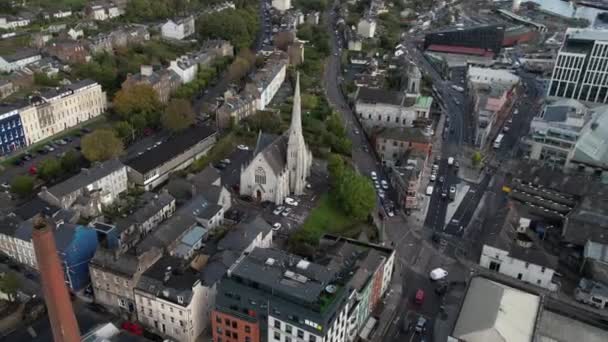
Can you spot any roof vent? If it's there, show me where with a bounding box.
[325,285,338,294]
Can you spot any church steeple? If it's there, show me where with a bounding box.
[287,72,310,195]
[290,73,303,136]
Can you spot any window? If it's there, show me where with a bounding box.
[255,167,266,185]
[274,331,281,340]
[245,325,251,333]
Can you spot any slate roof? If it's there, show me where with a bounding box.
[217,214,272,253]
[356,87,404,106]
[125,125,216,174]
[252,132,288,174]
[44,159,125,198]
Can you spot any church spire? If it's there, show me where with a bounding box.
[290,73,302,136]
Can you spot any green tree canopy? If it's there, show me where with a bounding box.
[113,84,161,121]
[11,175,34,197]
[81,129,124,162]
[162,98,195,132]
[38,158,62,181]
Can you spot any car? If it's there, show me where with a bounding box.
[237,144,249,151]
[370,171,377,180]
[415,316,427,333]
[381,180,389,190]
[272,223,282,231]
[281,207,292,217]
[430,268,448,281]
[285,197,299,206]
[273,206,285,215]
[425,185,434,196]
[429,173,436,182]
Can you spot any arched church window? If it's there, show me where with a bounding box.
[255,167,266,185]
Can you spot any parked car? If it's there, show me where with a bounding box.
[285,197,299,206]
[273,206,285,215]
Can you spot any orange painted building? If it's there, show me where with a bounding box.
[211,309,260,342]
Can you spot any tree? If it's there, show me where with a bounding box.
[81,129,124,162]
[162,99,195,132]
[472,151,482,167]
[336,170,376,220]
[38,158,62,181]
[113,84,161,121]
[11,175,34,197]
[61,150,81,173]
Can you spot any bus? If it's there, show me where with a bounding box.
[493,134,504,149]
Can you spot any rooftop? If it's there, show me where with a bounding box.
[125,125,216,174]
[453,277,540,342]
[44,159,125,198]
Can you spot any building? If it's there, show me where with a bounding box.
[424,24,505,56]
[212,238,394,342]
[216,90,258,129]
[479,214,559,291]
[31,216,81,342]
[39,159,128,211]
[86,1,124,21]
[357,16,376,38]
[0,15,31,30]
[125,125,217,190]
[0,104,26,156]
[44,40,91,64]
[246,51,288,111]
[134,256,207,342]
[122,65,181,103]
[18,80,107,145]
[90,247,163,317]
[374,127,431,167]
[522,99,590,168]
[452,277,540,342]
[161,16,196,40]
[354,87,432,132]
[169,55,199,84]
[390,152,425,211]
[239,74,312,204]
[548,28,608,104]
[272,0,291,12]
[0,49,41,72]
[107,191,176,253]
[567,105,608,173]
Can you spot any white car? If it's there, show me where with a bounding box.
[272,223,282,231]
[430,268,448,281]
[285,197,299,206]
[370,171,377,180]
[273,206,285,215]
[381,180,389,190]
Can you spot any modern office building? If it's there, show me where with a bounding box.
[548,28,608,104]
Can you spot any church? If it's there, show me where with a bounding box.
[239,73,312,204]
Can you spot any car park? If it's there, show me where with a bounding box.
[273,206,285,215]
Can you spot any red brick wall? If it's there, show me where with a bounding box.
[211,310,260,342]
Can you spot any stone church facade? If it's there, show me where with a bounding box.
[239,74,312,204]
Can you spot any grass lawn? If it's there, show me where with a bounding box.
[291,193,360,246]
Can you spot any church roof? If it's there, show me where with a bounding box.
[253,132,288,174]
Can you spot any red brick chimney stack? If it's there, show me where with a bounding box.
[32,215,81,342]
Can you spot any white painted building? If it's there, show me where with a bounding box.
[357,17,376,38]
[548,28,608,104]
[169,56,198,84]
[161,16,196,40]
[480,218,558,290]
[272,0,291,12]
[0,50,42,72]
